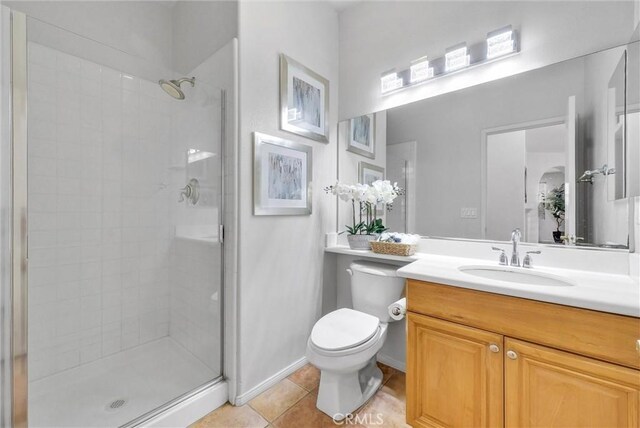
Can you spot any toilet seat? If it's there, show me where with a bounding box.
[310,308,380,352]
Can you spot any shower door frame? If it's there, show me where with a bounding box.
[3,9,230,426]
[121,87,228,428]
[2,8,29,428]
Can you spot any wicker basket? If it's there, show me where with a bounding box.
[370,241,417,257]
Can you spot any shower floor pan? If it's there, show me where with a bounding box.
[29,337,216,427]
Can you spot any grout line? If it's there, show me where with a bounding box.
[285,365,320,393]
[272,389,314,426]
[243,403,270,424]
[247,380,311,423]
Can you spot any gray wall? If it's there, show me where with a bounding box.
[172,1,238,74]
[237,0,339,401]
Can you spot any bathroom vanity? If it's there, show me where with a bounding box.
[400,274,640,427]
[329,24,640,427]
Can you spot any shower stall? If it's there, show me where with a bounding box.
[1,3,235,426]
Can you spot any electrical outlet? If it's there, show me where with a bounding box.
[460,207,478,219]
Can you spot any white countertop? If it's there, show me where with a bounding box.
[397,254,640,317]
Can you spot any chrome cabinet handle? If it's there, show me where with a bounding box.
[636,339,640,354]
[506,350,518,360]
[489,344,500,353]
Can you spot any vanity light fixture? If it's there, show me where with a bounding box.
[380,25,519,95]
[486,25,516,59]
[409,56,434,83]
[380,70,404,94]
[445,43,470,72]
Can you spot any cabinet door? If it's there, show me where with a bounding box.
[505,338,640,427]
[407,312,504,428]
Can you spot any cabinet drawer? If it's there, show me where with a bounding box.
[407,280,640,369]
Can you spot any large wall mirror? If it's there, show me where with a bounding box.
[337,41,639,249]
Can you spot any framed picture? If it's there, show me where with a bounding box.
[254,132,312,216]
[280,54,329,143]
[348,114,375,159]
[358,161,384,185]
[359,162,385,212]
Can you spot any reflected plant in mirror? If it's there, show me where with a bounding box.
[539,184,565,243]
[326,181,403,249]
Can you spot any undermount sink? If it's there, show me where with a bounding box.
[458,265,574,287]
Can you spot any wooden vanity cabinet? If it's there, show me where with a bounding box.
[407,313,504,427]
[505,338,639,427]
[406,280,640,428]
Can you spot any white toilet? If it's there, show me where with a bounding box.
[306,261,404,418]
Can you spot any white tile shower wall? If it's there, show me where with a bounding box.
[27,42,174,380]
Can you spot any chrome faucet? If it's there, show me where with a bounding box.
[178,178,200,205]
[510,228,521,267]
[492,247,509,266]
[523,250,541,268]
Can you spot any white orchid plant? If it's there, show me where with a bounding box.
[325,180,404,235]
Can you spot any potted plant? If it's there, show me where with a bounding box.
[540,184,565,243]
[326,180,403,250]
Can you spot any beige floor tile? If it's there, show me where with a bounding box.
[196,369,406,428]
[190,403,269,428]
[287,364,321,392]
[272,393,336,428]
[378,363,398,385]
[358,386,409,428]
[383,372,406,401]
[249,379,308,422]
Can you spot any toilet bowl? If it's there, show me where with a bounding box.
[306,261,404,418]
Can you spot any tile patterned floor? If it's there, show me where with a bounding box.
[191,362,408,428]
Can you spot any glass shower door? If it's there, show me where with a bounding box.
[23,15,224,427]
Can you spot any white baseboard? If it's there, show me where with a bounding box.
[234,356,308,405]
[144,380,228,427]
[378,354,406,373]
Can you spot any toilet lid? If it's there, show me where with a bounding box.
[310,308,379,351]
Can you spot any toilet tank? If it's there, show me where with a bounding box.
[349,261,405,322]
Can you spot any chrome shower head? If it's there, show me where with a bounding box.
[158,77,195,100]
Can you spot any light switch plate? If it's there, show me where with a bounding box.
[461,207,478,219]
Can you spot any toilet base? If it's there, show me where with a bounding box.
[315,356,383,420]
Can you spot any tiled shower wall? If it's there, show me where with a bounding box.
[27,43,174,380]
